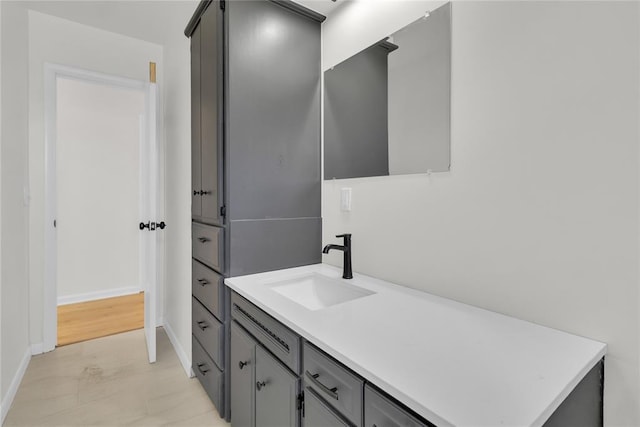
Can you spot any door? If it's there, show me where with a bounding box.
[44,65,163,355]
[141,81,159,363]
[231,322,257,427]
[255,346,299,427]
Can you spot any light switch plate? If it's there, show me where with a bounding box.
[340,187,352,212]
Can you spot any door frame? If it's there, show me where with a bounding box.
[43,63,164,352]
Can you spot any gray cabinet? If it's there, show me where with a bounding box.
[303,342,363,426]
[191,24,202,218]
[231,322,257,427]
[255,345,300,427]
[304,388,351,427]
[364,385,429,427]
[191,3,223,225]
[187,0,324,419]
[230,319,301,427]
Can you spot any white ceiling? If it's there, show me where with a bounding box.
[23,0,342,46]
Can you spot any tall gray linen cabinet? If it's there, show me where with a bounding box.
[185,0,324,420]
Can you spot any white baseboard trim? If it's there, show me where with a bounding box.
[1,347,31,424]
[30,342,44,356]
[57,286,142,306]
[163,321,192,378]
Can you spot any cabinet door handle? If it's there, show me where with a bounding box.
[197,278,210,286]
[239,360,249,370]
[197,363,210,375]
[256,381,267,391]
[197,321,209,331]
[197,237,210,243]
[305,371,339,400]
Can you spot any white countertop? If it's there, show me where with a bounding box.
[225,264,606,427]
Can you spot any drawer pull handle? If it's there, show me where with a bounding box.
[197,321,209,331]
[239,360,249,370]
[197,278,210,286]
[305,371,339,400]
[256,381,267,391]
[197,363,210,375]
[197,237,210,243]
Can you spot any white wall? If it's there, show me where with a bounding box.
[56,78,145,301]
[322,2,640,425]
[28,10,164,346]
[1,0,31,415]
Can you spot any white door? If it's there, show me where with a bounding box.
[44,65,161,361]
[141,82,159,363]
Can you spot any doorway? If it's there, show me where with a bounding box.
[43,64,161,363]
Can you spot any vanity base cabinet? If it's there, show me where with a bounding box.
[255,346,300,427]
[303,388,351,427]
[231,322,257,427]
[542,359,604,427]
[230,320,302,427]
[364,385,431,427]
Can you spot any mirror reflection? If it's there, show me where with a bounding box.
[324,3,451,180]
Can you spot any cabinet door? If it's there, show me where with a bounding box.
[303,388,351,427]
[255,346,299,427]
[200,3,223,223]
[191,24,202,217]
[231,322,257,427]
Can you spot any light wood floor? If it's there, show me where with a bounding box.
[58,293,145,346]
[4,328,229,426]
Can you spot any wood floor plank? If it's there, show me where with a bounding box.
[57,292,144,346]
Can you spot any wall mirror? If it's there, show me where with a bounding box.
[324,2,451,180]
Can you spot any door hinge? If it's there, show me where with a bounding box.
[220,205,226,218]
[297,392,305,417]
[220,0,225,11]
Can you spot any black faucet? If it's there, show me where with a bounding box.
[322,234,353,279]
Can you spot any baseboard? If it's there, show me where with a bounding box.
[57,286,142,306]
[163,321,192,378]
[1,347,31,424]
[30,342,44,356]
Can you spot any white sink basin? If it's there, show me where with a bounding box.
[266,273,375,311]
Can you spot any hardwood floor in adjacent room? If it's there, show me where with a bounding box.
[4,328,229,427]
[57,293,145,346]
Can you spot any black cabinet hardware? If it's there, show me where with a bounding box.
[197,363,210,375]
[197,278,210,286]
[197,321,209,331]
[305,371,339,400]
[198,237,210,243]
[239,360,249,370]
[256,381,267,391]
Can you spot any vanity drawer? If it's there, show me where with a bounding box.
[192,297,224,369]
[192,222,224,272]
[303,342,363,427]
[304,387,351,427]
[231,291,301,374]
[364,384,431,427]
[192,336,224,414]
[192,259,224,320]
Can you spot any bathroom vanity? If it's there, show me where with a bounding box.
[226,264,606,427]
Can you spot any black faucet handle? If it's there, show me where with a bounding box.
[335,233,351,238]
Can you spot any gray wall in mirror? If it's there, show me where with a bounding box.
[324,2,451,180]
